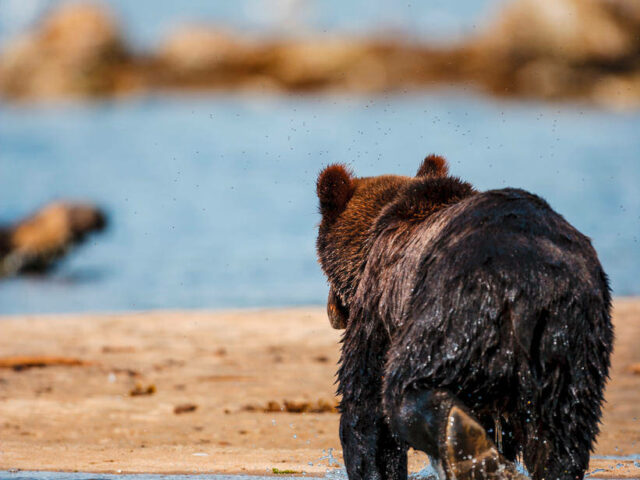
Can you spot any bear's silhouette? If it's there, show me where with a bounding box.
[316,156,612,480]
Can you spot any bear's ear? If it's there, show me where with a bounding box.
[317,164,355,220]
[416,154,449,178]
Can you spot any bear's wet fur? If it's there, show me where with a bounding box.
[316,156,613,480]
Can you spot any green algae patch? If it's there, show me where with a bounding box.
[272,467,301,474]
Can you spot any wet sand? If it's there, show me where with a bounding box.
[0,302,639,477]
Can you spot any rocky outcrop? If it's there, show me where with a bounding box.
[1,0,639,107]
[153,31,452,93]
[0,4,132,100]
[468,0,640,106]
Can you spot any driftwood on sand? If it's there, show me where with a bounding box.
[0,355,90,371]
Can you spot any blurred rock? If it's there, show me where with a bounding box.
[590,74,640,109]
[480,0,633,63]
[0,3,130,100]
[0,201,107,277]
[154,26,274,90]
[1,0,640,107]
[153,29,447,93]
[158,27,251,74]
[469,0,640,107]
[268,38,385,91]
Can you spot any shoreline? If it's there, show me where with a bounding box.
[2,296,640,318]
[0,302,638,477]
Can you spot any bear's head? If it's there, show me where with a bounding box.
[316,155,474,329]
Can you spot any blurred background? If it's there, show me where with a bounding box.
[0,0,639,314]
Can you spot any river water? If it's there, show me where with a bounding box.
[1,92,639,314]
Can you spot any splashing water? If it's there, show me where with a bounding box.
[409,463,439,480]
[324,469,348,480]
[317,448,347,480]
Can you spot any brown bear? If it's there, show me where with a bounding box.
[316,156,613,480]
[0,201,107,277]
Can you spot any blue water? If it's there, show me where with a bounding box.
[2,459,637,479]
[1,92,639,314]
[0,468,637,480]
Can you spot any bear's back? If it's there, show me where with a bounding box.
[357,187,608,340]
[402,188,609,379]
[415,187,603,295]
[378,188,612,432]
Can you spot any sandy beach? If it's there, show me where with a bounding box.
[0,301,639,477]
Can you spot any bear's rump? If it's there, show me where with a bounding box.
[381,189,610,415]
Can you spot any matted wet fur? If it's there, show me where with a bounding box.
[316,156,613,480]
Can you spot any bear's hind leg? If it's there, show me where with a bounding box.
[520,372,595,480]
[390,387,527,480]
[520,400,592,480]
[520,302,611,480]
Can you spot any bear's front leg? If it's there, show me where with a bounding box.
[338,321,408,480]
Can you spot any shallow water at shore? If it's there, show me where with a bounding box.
[1,92,639,314]
[0,470,637,480]
[0,473,319,480]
